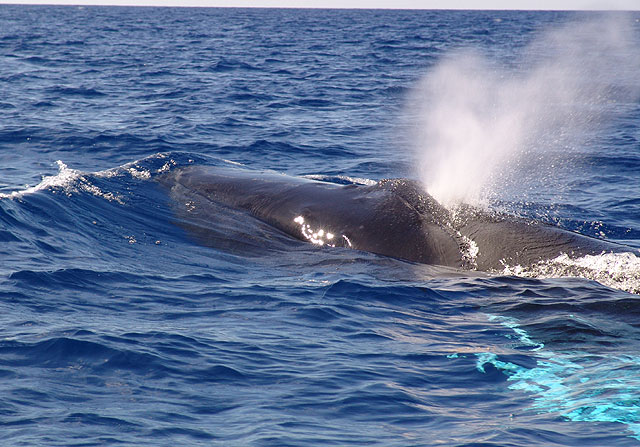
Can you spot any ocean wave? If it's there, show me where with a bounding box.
[46,86,107,98]
[207,57,259,73]
[0,153,195,201]
[500,251,640,295]
[0,160,125,203]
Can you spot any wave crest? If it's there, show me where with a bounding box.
[500,251,640,294]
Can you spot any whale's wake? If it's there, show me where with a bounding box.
[501,251,640,295]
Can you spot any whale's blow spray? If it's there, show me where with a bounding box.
[409,16,640,207]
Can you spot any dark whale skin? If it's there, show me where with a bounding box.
[160,166,630,270]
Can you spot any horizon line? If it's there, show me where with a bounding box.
[0,1,639,11]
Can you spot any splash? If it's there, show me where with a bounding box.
[408,15,640,207]
[0,160,85,200]
[0,160,127,203]
[501,251,640,295]
[0,154,181,203]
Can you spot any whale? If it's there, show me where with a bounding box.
[160,165,630,271]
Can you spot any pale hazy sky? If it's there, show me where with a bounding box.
[0,0,639,10]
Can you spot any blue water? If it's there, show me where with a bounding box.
[1,5,640,446]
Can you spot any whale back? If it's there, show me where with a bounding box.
[454,206,625,270]
[162,167,465,267]
[161,166,628,270]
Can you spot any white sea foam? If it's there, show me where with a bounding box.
[0,161,81,199]
[95,152,178,180]
[408,15,640,207]
[0,160,125,204]
[500,251,640,294]
[0,152,182,202]
[126,167,151,180]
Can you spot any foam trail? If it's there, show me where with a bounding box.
[501,251,640,295]
[408,15,640,207]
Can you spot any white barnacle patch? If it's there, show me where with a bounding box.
[293,215,336,247]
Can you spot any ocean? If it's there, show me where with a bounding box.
[1,5,640,446]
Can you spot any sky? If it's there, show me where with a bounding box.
[0,0,639,10]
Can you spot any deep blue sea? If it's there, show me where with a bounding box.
[2,5,640,446]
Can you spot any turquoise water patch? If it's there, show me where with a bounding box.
[476,315,640,439]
